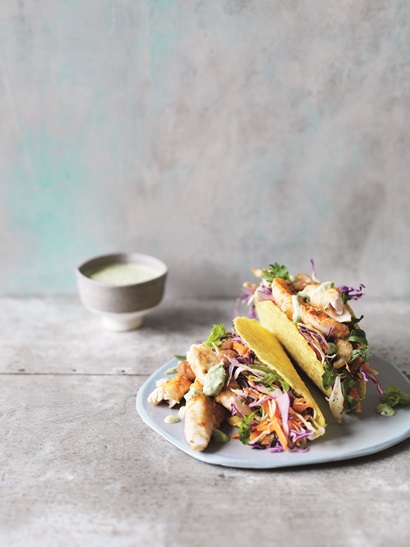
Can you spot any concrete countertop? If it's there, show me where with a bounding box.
[1,297,409,547]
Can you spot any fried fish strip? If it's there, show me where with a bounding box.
[186,343,220,385]
[333,338,353,369]
[270,278,296,320]
[214,379,241,411]
[184,381,227,451]
[300,302,350,339]
[147,373,192,408]
[300,284,351,322]
[215,388,236,411]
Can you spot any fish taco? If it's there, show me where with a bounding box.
[232,316,326,451]
[148,318,326,453]
[240,261,381,423]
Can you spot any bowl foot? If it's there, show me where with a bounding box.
[101,314,144,331]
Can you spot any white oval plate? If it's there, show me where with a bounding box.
[136,355,410,469]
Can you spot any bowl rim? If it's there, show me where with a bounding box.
[76,252,168,288]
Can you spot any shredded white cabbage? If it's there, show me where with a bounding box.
[292,409,325,440]
[327,375,345,423]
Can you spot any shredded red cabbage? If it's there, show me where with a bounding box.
[234,285,257,318]
[339,284,366,300]
[360,365,383,395]
[256,286,273,301]
[249,396,275,408]
[298,325,328,362]
[290,429,312,442]
[310,258,317,278]
[231,398,252,417]
[277,392,290,436]
[266,444,284,453]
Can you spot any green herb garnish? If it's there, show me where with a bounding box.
[261,263,291,282]
[174,354,187,361]
[322,362,360,411]
[322,361,338,391]
[238,412,256,445]
[348,329,367,345]
[341,377,361,412]
[204,324,228,347]
[348,328,371,364]
[249,363,290,391]
[381,385,410,406]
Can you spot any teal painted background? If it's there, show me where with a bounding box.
[1,1,409,298]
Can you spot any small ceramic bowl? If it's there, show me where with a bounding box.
[76,253,168,331]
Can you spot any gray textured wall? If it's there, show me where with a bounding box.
[1,0,409,299]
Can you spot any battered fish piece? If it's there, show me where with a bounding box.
[214,379,241,412]
[300,302,350,339]
[186,343,220,385]
[299,284,351,323]
[147,373,192,408]
[184,381,227,451]
[270,278,296,320]
[269,279,351,336]
[333,338,353,369]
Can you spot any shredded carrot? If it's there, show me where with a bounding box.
[292,398,310,412]
[349,387,360,399]
[261,400,271,414]
[349,357,361,373]
[260,436,271,446]
[271,419,288,451]
[255,414,288,450]
[254,419,270,432]
[272,401,281,421]
[244,387,263,399]
[233,341,249,356]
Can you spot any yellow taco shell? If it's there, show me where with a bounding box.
[234,316,326,430]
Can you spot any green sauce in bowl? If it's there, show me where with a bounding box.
[86,263,158,286]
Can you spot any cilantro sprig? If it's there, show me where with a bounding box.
[261,263,291,282]
[204,324,228,347]
[238,412,256,445]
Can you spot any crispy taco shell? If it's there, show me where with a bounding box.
[234,316,326,430]
[255,299,366,401]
